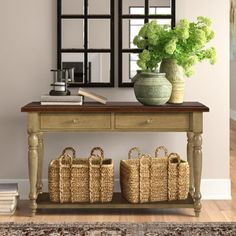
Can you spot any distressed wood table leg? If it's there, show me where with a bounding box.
[37,132,44,194]
[193,132,202,217]
[187,132,195,196]
[28,113,39,216]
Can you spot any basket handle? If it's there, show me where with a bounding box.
[155,146,168,158]
[168,153,181,164]
[139,153,151,165]
[89,147,104,164]
[128,147,141,159]
[58,147,76,164]
[62,147,76,158]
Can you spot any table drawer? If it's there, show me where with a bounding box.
[115,113,189,131]
[40,113,111,130]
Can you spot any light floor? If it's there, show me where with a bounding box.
[0,120,236,223]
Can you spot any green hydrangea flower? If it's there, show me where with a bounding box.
[133,16,216,76]
[165,39,177,55]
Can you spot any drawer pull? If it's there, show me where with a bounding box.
[146,119,153,124]
[72,119,79,124]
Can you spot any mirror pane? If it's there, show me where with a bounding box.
[149,18,172,27]
[88,53,110,83]
[88,0,110,15]
[62,53,85,83]
[88,20,110,49]
[122,0,145,15]
[62,19,84,49]
[122,53,140,83]
[62,0,84,14]
[122,19,144,49]
[149,0,171,15]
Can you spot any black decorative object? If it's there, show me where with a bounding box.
[49,69,71,96]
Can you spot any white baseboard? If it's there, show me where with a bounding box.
[0,179,231,200]
[200,179,231,200]
[231,109,236,121]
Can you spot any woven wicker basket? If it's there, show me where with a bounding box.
[48,147,114,203]
[71,147,114,203]
[168,153,189,201]
[48,147,76,203]
[120,146,168,203]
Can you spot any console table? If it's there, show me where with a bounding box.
[21,102,209,216]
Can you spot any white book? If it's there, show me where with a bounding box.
[0,206,16,215]
[0,193,19,197]
[0,195,18,201]
[78,88,107,104]
[41,101,83,105]
[0,183,18,195]
[0,210,16,215]
[41,95,83,102]
[0,204,15,209]
[0,200,15,205]
[0,201,17,212]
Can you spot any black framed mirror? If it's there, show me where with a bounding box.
[118,0,176,87]
[57,0,115,87]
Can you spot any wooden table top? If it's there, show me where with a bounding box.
[21,102,209,113]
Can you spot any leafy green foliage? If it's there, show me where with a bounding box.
[133,17,216,77]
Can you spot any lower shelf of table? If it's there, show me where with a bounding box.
[36,192,194,209]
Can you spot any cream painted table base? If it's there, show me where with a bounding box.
[21,102,209,217]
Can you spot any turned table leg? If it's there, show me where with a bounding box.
[193,132,202,217]
[28,113,39,216]
[37,132,44,194]
[187,132,195,196]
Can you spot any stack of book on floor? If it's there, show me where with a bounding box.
[0,183,19,215]
[40,95,83,105]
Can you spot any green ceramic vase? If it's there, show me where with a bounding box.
[160,59,185,104]
[132,71,172,106]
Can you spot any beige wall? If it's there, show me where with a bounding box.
[0,0,230,196]
[231,61,236,112]
[230,0,236,116]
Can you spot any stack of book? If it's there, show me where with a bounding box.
[41,88,107,105]
[0,183,19,215]
[41,95,83,105]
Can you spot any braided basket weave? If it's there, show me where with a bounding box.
[48,147,114,203]
[150,146,168,202]
[48,147,75,203]
[168,153,189,201]
[120,146,168,203]
[71,147,114,203]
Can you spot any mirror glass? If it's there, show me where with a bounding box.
[149,18,172,26]
[122,0,145,15]
[62,53,85,83]
[62,19,84,49]
[122,19,144,49]
[88,20,110,49]
[119,0,175,86]
[88,53,111,83]
[62,0,84,14]
[149,0,172,15]
[122,53,140,83]
[88,0,110,15]
[58,0,114,86]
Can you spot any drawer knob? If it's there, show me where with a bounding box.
[72,119,79,124]
[146,119,153,124]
